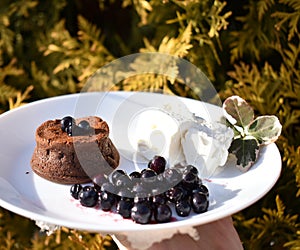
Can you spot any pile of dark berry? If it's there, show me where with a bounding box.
[70,156,209,224]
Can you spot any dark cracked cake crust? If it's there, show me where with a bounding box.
[30,116,120,184]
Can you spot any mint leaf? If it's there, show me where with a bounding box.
[248,115,282,145]
[228,137,260,169]
[223,96,254,127]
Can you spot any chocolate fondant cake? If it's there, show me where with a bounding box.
[30,116,120,184]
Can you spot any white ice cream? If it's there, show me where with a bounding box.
[134,109,234,177]
[169,118,234,176]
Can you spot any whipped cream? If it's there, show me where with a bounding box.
[135,108,234,177]
[169,117,234,176]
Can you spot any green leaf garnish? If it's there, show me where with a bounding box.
[223,95,254,128]
[228,137,260,170]
[223,96,282,170]
[248,115,282,145]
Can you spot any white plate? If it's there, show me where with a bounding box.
[0,91,281,234]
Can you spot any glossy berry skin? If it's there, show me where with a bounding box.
[111,170,127,185]
[165,186,185,203]
[131,201,153,224]
[92,174,108,192]
[191,193,209,213]
[181,171,200,191]
[129,171,141,179]
[70,183,82,200]
[114,174,132,189]
[154,204,172,223]
[129,171,141,186]
[70,156,210,224]
[61,116,74,133]
[101,181,119,195]
[148,156,166,174]
[100,190,116,211]
[78,120,90,130]
[116,199,133,218]
[184,165,199,176]
[175,200,191,217]
[141,168,157,180]
[65,125,73,136]
[192,184,209,197]
[152,194,167,206]
[78,186,99,207]
[163,168,182,186]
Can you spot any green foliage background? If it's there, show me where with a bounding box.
[0,0,299,249]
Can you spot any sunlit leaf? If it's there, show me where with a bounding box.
[223,95,254,127]
[248,115,282,145]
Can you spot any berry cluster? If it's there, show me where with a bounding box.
[70,156,209,224]
[60,116,91,136]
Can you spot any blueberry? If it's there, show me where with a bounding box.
[111,170,127,185]
[181,171,200,191]
[129,171,141,179]
[78,186,99,207]
[192,184,209,197]
[65,124,73,136]
[100,190,116,211]
[114,174,132,189]
[184,165,199,176]
[73,120,92,135]
[101,182,119,195]
[132,181,150,198]
[154,204,172,223]
[78,120,90,130]
[148,156,166,174]
[61,116,75,133]
[116,199,134,218]
[92,174,109,192]
[117,187,134,200]
[175,200,191,217]
[163,168,182,186]
[70,183,82,200]
[165,186,185,203]
[131,201,152,224]
[191,193,209,213]
[141,168,157,184]
[129,171,141,186]
[152,194,167,206]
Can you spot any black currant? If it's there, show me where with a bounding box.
[148,156,166,174]
[78,186,99,207]
[70,183,82,200]
[61,116,75,133]
[78,120,90,130]
[192,184,209,197]
[92,173,108,192]
[191,193,209,213]
[131,201,152,224]
[100,190,116,211]
[111,169,127,185]
[165,186,185,203]
[175,200,191,217]
[163,168,182,186]
[154,204,172,223]
[116,199,134,218]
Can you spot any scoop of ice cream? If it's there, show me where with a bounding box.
[131,108,180,161]
[135,109,234,177]
[169,118,234,177]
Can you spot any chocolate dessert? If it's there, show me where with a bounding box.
[30,116,120,184]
